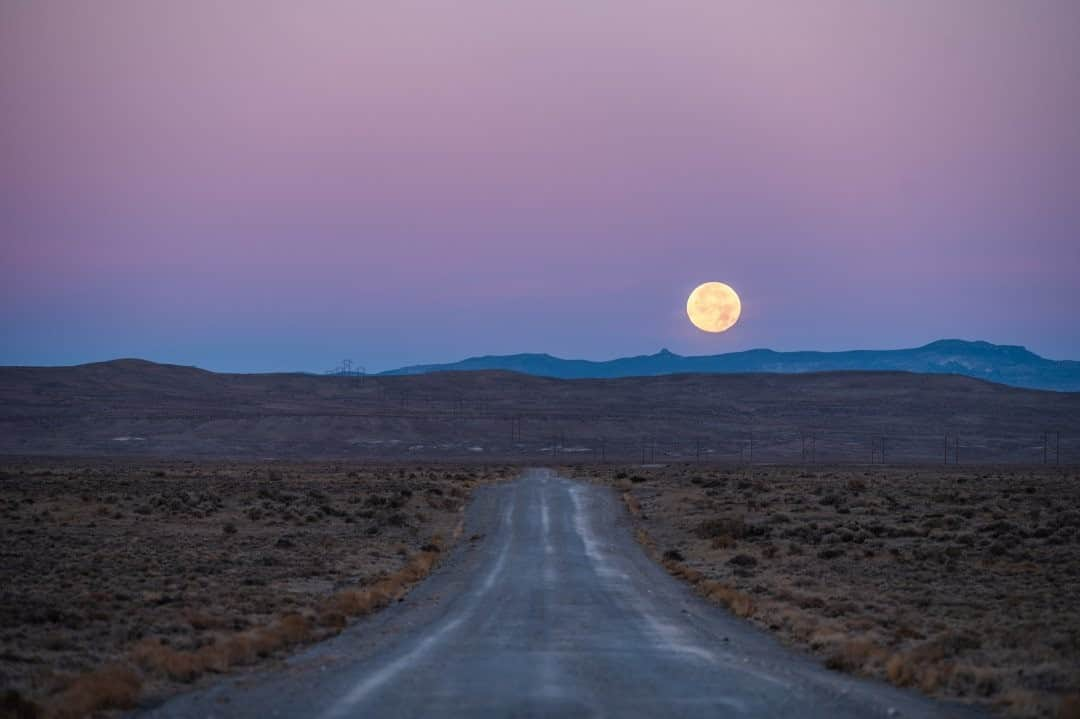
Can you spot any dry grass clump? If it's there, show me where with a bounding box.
[823,638,888,674]
[882,632,986,694]
[44,665,140,719]
[582,463,1080,718]
[693,515,746,541]
[319,545,442,626]
[700,581,756,619]
[657,549,756,618]
[127,612,314,684]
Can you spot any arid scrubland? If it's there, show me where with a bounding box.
[0,459,512,717]
[580,464,1080,719]
[5,360,1080,463]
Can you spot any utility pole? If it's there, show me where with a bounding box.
[801,431,817,465]
[327,359,365,386]
[747,432,754,481]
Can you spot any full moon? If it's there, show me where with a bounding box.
[686,282,742,333]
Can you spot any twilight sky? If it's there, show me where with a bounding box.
[2,1,1079,372]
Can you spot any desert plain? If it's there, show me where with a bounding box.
[2,458,1078,717]
[0,459,512,717]
[577,463,1080,718]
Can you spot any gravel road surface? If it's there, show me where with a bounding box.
[141,469,982,718]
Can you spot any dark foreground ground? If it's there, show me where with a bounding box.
[575,464,1080,718]
[142,469,976,719]
[0,459,513,716]
[1,461,1077,718]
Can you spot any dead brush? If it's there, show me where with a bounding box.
[694,516,746,541]
[44,664,140,719]
[1058,694,1080,719]
[635,528,655,550]
[700,581,756,618]
[196,633,257,671]
[658,556,755,619]
[885,630,980,682]
[662,559,704,585]
[130,639,204,682]
[321,584,393,620]
[182,608,225,631]
[398,550,438,583]
[823,638,888,674]
[885,650,984,696]
[275,613,311,644]
[943,664,1001,698]
[132,612,316,684]
[1,461,486,717]
[318,544,444,629]
[710,534,736,550]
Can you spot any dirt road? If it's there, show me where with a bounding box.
[141,469,981,718]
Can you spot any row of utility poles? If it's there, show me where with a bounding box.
[326,359,365,385]
[356,382,1067,467]
[544,431,1065,466]
[344,364,1067,465]
[348,388,1068,464]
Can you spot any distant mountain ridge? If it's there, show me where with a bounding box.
[381,339,1080,392]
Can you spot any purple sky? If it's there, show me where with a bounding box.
[2,2,1079,372]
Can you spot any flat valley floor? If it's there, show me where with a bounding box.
[1,460,1077,717]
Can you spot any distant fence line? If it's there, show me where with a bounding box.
[4,407,1074,465]
[7,408,1075,432]
[369,420,1068,466]
[512,430,1070,466]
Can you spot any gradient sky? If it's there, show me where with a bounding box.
[2,1,1079,372]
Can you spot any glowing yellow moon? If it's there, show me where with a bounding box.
[686,282,741,333]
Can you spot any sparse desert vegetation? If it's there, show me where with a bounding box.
[0,459,512,716]
[580,464,1080,718]
[3,360,1079,463]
